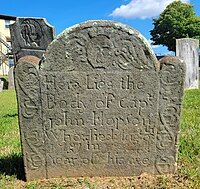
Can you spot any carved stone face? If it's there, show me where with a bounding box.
[87,35,113,69]
[21,19,42,47]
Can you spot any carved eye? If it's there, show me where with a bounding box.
[31,32,37,37]
[115,49,121,55]
[102,44,110,48]
[122,47,128,53]
[76,48,83,55]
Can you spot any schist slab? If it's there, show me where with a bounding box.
[14,20,185,180]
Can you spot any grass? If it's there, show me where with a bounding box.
[178,89,200,186]
[0,89,199,188]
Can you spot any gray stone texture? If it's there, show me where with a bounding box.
[8,67,15,89]
[176,38,199,89]
[10,18,55,63]
[14,21,185,180]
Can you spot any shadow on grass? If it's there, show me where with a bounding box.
[0,153,25,181]
[2,113,18,118]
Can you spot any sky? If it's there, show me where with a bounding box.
[1,0,199,55]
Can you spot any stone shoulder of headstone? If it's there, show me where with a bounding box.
[158,56,185,173]
[14,55,43,179]
[14,20,186,180]
[10,18,55,62]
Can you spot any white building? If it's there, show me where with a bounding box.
[0,14,16,76]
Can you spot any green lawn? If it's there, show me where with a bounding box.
[0,89,199,189]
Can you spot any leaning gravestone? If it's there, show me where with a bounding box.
[8,67,15,89]
[176,38,199,89]
[10,18,55,63]
[14,20,185,180]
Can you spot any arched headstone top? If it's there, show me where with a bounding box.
[42,20,158,72]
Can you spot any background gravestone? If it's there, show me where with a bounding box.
[10,18,55,63]
[8,67,15,89]
[14,20,185,180]
[176,38,199,89]
[0,78,4,92]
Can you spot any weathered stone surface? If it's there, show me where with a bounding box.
[15,55,46,179]
[0,78,4,92]
[8,67,15,89]
[176,38,199,89]
[10,18,55,63]
[14,20,185,180]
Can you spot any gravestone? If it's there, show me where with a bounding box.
[14,21,185,180]
[8,67,15,89]
[0,78,4,92]
[10,18,55,63]
[176,38,199,89]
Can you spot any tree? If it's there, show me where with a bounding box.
[150,1,200,52]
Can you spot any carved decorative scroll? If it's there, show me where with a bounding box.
[157,56,185,174]
[15,56,46,179]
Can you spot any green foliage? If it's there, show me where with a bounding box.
[150,1,200,51]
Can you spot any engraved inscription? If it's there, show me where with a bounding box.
[40,70,159,175]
